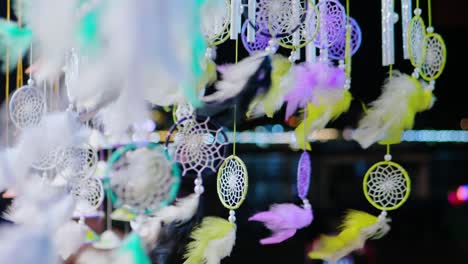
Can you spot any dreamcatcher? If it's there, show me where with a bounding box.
[328,17,361,61]
[105,142,181,215]
[69,176,105,217]
[313,0,346,60]
[165,116,228,177]
[249,149,313,244]
[201,0,231,47]
[241,20,278,54]
[9,79,45,129]
[407,0,427,79]
[55,144,98,182]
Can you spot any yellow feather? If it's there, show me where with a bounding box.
[183,217,235,264]
[309,210,381,262]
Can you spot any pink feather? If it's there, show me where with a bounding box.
[249,203,313,245]
[284,62,346,120]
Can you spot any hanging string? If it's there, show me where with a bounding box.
[386,144,391,156]
[344,0,351,80]
[302,108,307,151]
[389,64,393,80]
[416,0,420,8]
[232,38,239,156]
[427,0,432,28]
[106,149,112,231]
[16,0,23,89]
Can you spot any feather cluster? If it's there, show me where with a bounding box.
[183,217,236,264]
[352,71,434,149]
[309,210,390,263]
[249,203,313,245]
[0,20,32,71]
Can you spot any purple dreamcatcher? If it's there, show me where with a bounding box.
[165,116,228,177]
[249,151,313,245]
[297,151,311,200]
[329,17,362,60]
[241,20,278,54]
[313,0,346,49]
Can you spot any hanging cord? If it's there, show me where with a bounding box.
[233,38,239,156]
[427,0,432,28]
[106,149,112,231]
[416,0,420,8]
[302,108,307,151]
[389,64,393,80]
[16,0,23,89]
[5,0,11,146]
[344,0,351,81]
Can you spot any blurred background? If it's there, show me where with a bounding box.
[2,0,468,263]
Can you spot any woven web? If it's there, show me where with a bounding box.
[201,0,230,45]
[313,0,346,49]
[31,147,59,171]
[420,34,446,80]
[110,148,176,214]
[268,0,307,37]
[70,177,104,214]
[275,1,318,48]
[169,117,228,177]
[297,151,311,199]
[218,156,247,209]
[241,20,276,54]
[365,163,409,210]
[56,145,98,181]
[329,17,362,60]
[9,85,45,129]
[408,17,426,67]
[175,103,195,122]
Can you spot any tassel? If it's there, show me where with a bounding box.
[352,71,434,149]
[0,20,32,71]
[198,52,272,119]
[183,217,236,264]
[309,210,390,263]
[54,221,87,260]
[249,203,313,245]
[246,54,292,119]
[283,62,346,120]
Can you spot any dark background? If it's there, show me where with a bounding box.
[2,1,468,263]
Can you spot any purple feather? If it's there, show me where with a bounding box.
[249,203,313,245]
[297,151,311,200]
[284,62,346,120]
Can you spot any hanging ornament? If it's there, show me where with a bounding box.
[328,17,361,61]
[313,0,346,49]
[241,20,277,54]
[408,3,426,78]
[105,142,181,214]
[69,177,105,215]
[9,80,45,129]
[166,116,228,177]
[249,151,313,244]
[201,0,231,46]
[31,147,58,171]
[56,144,98,182]
[381,0,398,66]
[217,156,248,213]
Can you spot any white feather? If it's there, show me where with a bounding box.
[54,221,87,260]
[156,193,200,225]
[203,52,270,102]
[352,71,420,149]
[130,216,162,250]
[204,226,236,264]
[76,248,114,264]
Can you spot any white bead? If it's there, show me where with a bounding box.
[412,71,419,79]
[345,79,351,85]
[194,178,202,186]
[414,8,422,16]
[194,185,204,194]
[346,25,352,30]
[427,27,434,33]
[288,56,295,63]
[393,13,399,23]
[304,203,312,209]
[228,215,236,222]
[265,47,271,52]
[27,79,34,85]
[268,39,276,46]
[384,154,392,161]
[229,210,236,216]
[344,84,350,90]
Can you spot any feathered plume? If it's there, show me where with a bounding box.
[0,20,32,71]
[198,52,272,119]
[183,217,236,264]
[352,71,434,149]
[249,203,313,244]
[113,233,151,264]
[54,220,87,260]
[149,194,202,264]
[283,62,346,120]
[247,54,292,119]
[309,210,390,263]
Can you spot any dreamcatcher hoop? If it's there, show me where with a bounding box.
[408,16,426,68]
[297,151,311,200]
[9,84,45,129]
[31,148,59,171]
[217,155,248,210]
[165,116,228,177]
[419,33,447,81]
[69,177,105,214]
[329,17,362,60]
[56,145,98,182]
[201,0,231,46]
[241,20,277,54]
[105,142,181,214]
[363,161,411,211]
[268,0,319,50]
[313,0,346,49]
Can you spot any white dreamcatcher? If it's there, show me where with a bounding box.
[55,144,98,182]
